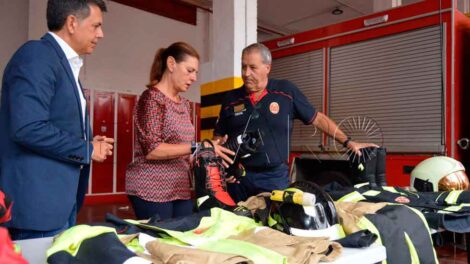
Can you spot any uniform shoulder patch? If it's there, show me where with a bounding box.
[269,102,280,114]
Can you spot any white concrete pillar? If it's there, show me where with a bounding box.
[199,0,257,139]
[212,0,257,80]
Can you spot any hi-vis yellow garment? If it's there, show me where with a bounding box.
[145,239,254,264]
[143,227,342,264]
[129,208,342,264]
[230,227,342,264]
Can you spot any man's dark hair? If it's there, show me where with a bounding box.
[47,0,107,31]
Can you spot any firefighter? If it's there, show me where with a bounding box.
[213,43,378,202]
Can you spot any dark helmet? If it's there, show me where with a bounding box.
[268,181,344,239]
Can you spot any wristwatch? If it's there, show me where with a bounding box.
[342,137,352,148]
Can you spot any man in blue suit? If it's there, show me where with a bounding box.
[0,0,113,240]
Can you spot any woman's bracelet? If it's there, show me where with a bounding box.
[191,141,200,155]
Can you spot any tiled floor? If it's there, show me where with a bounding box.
[77,202,135,224]
[77,202,468,263]
[435,246,468,264]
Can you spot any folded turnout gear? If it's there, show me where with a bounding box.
[334,230,377,248]
[46,225,150,264]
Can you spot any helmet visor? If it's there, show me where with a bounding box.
[279,202,332,230]
[439,170,470,191]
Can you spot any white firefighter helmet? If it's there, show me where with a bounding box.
[410,156,469,192]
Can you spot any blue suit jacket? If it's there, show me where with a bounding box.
[0,33,93,230]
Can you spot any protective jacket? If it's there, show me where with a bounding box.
[327,182,470,232]
[48,208,342,264]
[335,201,438,264]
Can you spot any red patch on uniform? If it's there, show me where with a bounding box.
[394,196,410,203]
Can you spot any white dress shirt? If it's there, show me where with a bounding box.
[48,32,87,132]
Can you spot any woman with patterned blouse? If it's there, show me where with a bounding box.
[126,42,233,220]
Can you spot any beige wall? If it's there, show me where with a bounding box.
[0,0,29,91]
[2,0,211,102]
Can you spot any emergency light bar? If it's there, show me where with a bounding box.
[364,15,389,27]
[277,37,295,47]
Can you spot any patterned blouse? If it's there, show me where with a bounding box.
[126,87,194,202]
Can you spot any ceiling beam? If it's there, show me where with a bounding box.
[111,0,197,25]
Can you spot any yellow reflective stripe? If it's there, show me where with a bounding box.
[363,190,381,197]
[437,209,453,214]
[357,217,383,244]
[46,225,117,257]
[197,195,210,207]
[267,215,277,227]
[446,205,463,212]
[201,105,221,118]
[382,186,398,193]
[201,129,214,140]
[445,190,463,204]
[354,182,369,188]
[438,204,470,212]
[201,77,243,96]
[284,187,301,192]
[123,236,145,253]
[356,217,387,264]
[400,205,439,264]
[337,224,346,239]
[404,232,420,264]
[337,191,366,202]
[435,192,446,203]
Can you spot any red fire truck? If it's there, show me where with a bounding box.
[263,0,470,186]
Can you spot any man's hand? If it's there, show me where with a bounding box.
[205,136,234,167]
[213,135,228,145]
[91,135,114,162]
[347,141,379,156]
[94,135,115,144]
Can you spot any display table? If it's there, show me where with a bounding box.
[16,237,51,264]
[328,244,386,264]
[16,237,386,264]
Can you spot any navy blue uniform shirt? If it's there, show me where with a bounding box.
[214,79,317,169]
